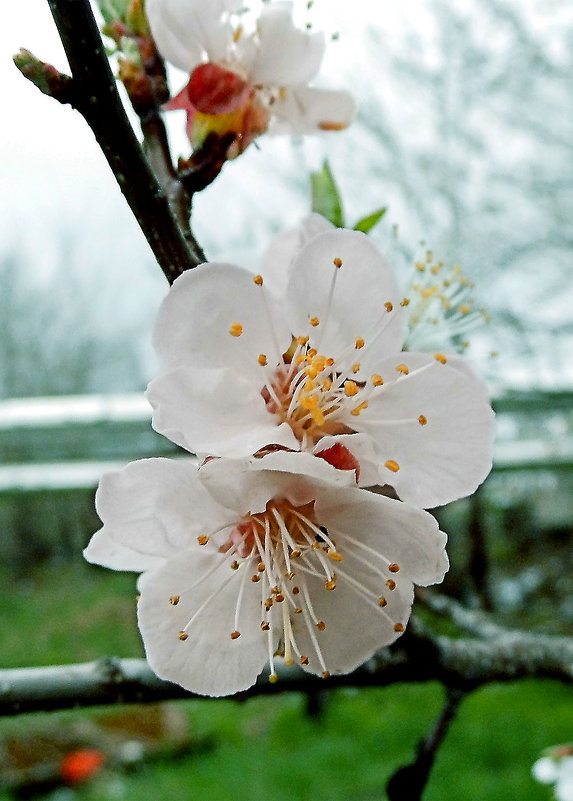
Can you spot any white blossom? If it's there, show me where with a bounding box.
[84,451,448,697]
[147,224,495,509]
[533,748,573,801]
[145,0,355,153]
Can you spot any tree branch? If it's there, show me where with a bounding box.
[2,617,572,717]
[38,0,204,282]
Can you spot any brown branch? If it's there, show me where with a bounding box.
[27,0,205,282]
[1,617,573,717]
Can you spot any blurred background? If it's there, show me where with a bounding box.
[1,0,572,798]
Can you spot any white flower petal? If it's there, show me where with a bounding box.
[259,214,334,298]
[533,757,560,784]
[85,458,228,567]
[138,552,272,696]
[147,366,299,456]
[362,352,495,508]
[269,86,357,135]
[153,263,291,377]
[285,229,404,360]
[147,0,235,71]
[250,2,325,86]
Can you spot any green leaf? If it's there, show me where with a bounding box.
[353,207,387,234]
[310,160,345,228]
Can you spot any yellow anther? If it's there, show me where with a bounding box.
[434,353,448,364]
[421,286,438,299]
[322,378,333,391]
[350,401,368,417]
[385,460,400,473]
[418,415,428,426]
[394,623,405,633]
[253,274,263,285]
[251,575,261,583]
[292,586,300,595]
[389,563,400,573]
[296,354,306,365]
[169,595,180,606]
[384,302,393,312]
[233,25,243,42]
[400,297,411,306]
[297,335,309,346]
[322,670,331,679]
[415,261,426,272]
[257,562,265,572]
[261,621,270,631]
[310,317,320,327]
[344,380,359,397]
[333,257,343,267]
[284,657,294,666]
[269,673,279,683]
[279,86,288,100]
[300,394,319,409]
[355,337,365,349]
[311,407,325,426]
[231,630,241,640]
[285,571,295,580]
[378,596,387,608]
[178,631,188,641]
[395,364,409,375]
[258,353,267,366]
[291,550,301,559]
[317,621,326,631]
[372,374,384,386]
[304,378,316,391]
[300,655,310,665]
[386,579,397,590]
[326,358,335,366]
[230,560,239,570]
[197,535,209,545]
[459,303,471,315]
[275,593,285,603]
[352,362,361,374]
[294,607,303,614]
[426,250,433,262]
[229,322,243,337]
[325,577,337,591]
[307,348,318,358]
[327,549,343,562]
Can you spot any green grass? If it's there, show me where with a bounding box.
[0,562,569,800]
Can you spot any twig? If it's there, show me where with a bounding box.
[1,618,573,717]
[386,687,466,801]
[33,0,204,282]
[417,590,504,638]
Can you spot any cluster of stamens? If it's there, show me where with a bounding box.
[170,498,405,680]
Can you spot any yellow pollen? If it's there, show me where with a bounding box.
[344,380,359,397]
[285,571,295,580]
[350,401,368,417]
[297,335,309,346]
[416,261,426,272]
[292,586,300,595]
[317,621,326,631]
[307,348,318,358]
[251,575,261,583]
[229,322,243,337]
[261,621,270,631]
[291,550,301,559]
[384,302,394,312]
[294,607,303,614]
[269,673,279,683]
[352,362,361,374]
[257,562,265,572]
[396,364,409,375]
[378,596,387,607]
[169,595,180,606]
[389,563,400,573]
[258,353,267,366]
[253,274,263,285]
[333,257,343,267]
[372,374,384,386]
[434,353,448,364]
[325,577,337,591]
[322,377,332,391]
[385,460,400,473]
[178,631,188,641]
[459,303,471,315]
[230,560,239,570]
[279,86,288,100]
[304,378,316,391]
[418,414,428,426]
[275,593,285,603]
[327,549,343,562]
[355,337,365,349]
[322,671,331,679]
[231,631,241,640]
[197,535,209,545]
[394,623,405,633]
[310,317,320,327]
[233,25,243,42]
[325,357,335,366]
[295,354,306,365]
[300,656,309,665]
[386,579,397,590]
[400,297,411,306]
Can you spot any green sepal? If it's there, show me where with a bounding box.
[310,160,345,228]
[353,207,387,234]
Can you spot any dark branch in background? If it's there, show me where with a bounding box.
[1,611,573,717]
[386,687,466,801]
[16,0,202,283]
